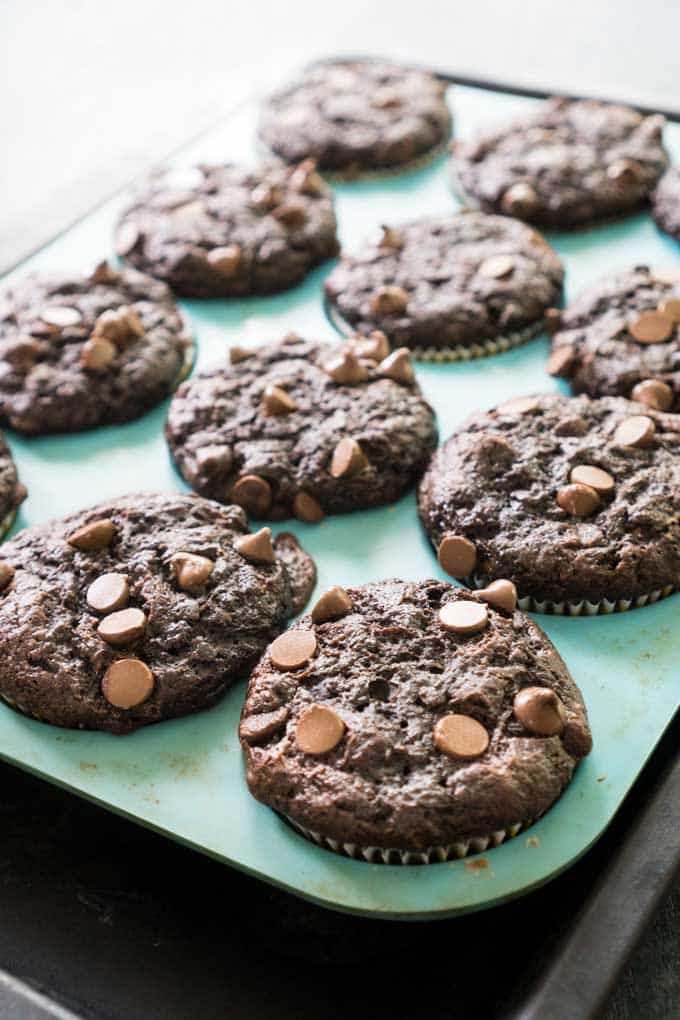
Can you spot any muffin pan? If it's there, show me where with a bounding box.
[0,83,679,919]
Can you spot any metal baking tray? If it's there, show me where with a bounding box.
[1,81,679,921]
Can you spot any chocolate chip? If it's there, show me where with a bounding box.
[239,707,289,745]
[631,379,673,411]
[40,306,82,328]
[235,527,275,564]
[272,203,307,229]
[438,600,488,635]
[547,346,575,377]
[295,704,345,755]
[263,385,297,416]
[659,298,680,323]
[569,465,615,495]
[90,260,118,285]
[378,347,415,385]
[556,483,601,516]
[97,607,147,646]
[270,629,317,670]
[378,225,405,250]
[229,345,253,364]
[370,285,408,315]
[0,562,15,592]
[250,183,283,211]
[81,337,117,372]
[501,181,539,217]
[102,658,154,709]
[629,311,673,344]
[477,579,517,613]
[497,396,539,415]
[433,714,489,759]
[171,553,214,591]
[311,586,353,623]
[330,437,368,479]
[207,245,242,277]
[115,222,140,256]
[293,491,325,523]
[607,158,642,184]
[437,535,477,579]
[350,330,390,362]
[86,573,129,614]
[324,349,368,384]
[195,444,232,475]
[613,415,656,448]
[478,254,515,279]
[68,519,116,552]
[289,159,325,196]
[514,687,565,736]
[230,475,272,516]
[93,307,143,345]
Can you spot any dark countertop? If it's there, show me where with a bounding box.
[0,712,678,1020]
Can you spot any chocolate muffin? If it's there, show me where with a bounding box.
[324,212,563,359]
[548,266,680,412]
[418,393,680,611]
[652,166,680,241]
[0,492,316,733]
[0,434,26,537]
[115,162,339,298]
[451,98,668,229]
[240,579,592,863]
[0,262,193,435]
[165,334,437,521]
[259,60,452,174]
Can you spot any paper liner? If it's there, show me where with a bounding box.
[465,572,677,616]
[324,298,546,363]
[283,814,530,865]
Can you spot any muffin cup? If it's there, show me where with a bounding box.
[283,814,531,865]
[467,571,677,616]
[324,298,546,363]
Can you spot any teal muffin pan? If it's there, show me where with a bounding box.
[1,84,679,919]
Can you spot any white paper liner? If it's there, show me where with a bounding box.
[324,298,546,363]
[466,572,677,616]
[284,814,530,865]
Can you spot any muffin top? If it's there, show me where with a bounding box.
[241,579,592,852]
[451,98,668,228]
[549,265,680,412]
[324,212,563,353]
[418,392,680,605]
[259,60,452,173]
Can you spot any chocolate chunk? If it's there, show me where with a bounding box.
[97,607,147,646]
[67,519,116,552]
[437,535,476,579]
[235,527,276,564]
[311,586,352,623]
[240,707,289,745]
[514,687,565,736]
[171,553,214,591]
[295,704,345,755]
[270,629,317,670]
[86,573,129,614]
[433,713,489,759]
[0,562,15,592]
[102,658,154,709]
[229,345,253,364]
[438,600,488,635]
